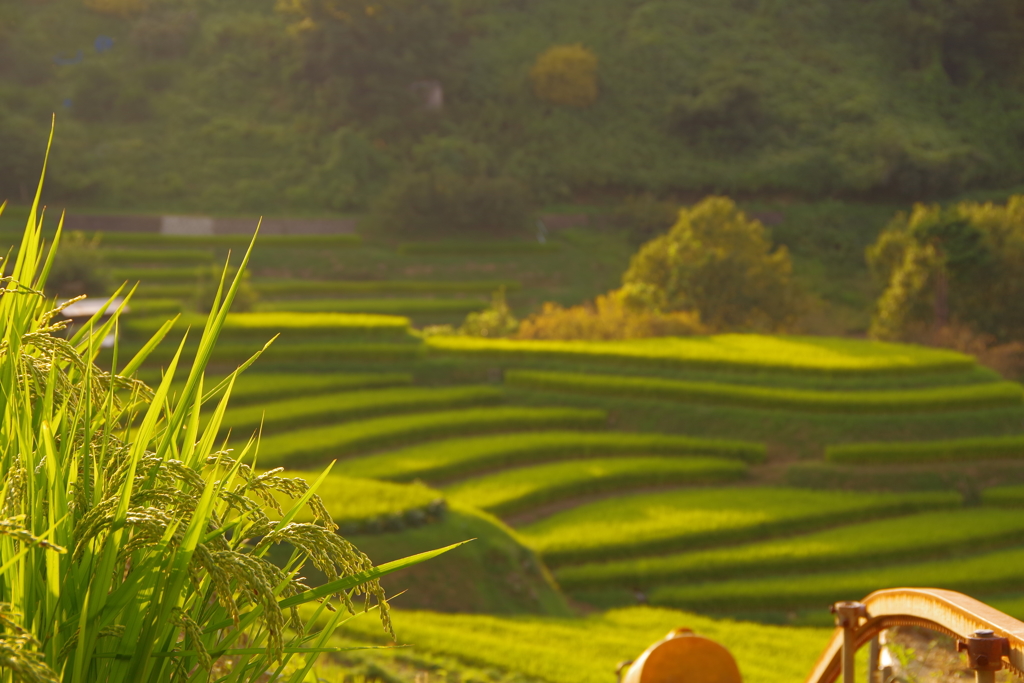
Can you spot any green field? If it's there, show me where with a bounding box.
[342,431,765,482]
[519,488,961,565]
[330,606,832,683]
[555,508,1024,590]
[429,335,975,376]
[444,457,748,515]
[221,385,504,433]
[258,406,609,467]
[507,369,1023,413]
[649,545,1024,613]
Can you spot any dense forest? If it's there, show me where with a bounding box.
[3,0,1024,214]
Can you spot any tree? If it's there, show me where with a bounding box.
[529,44,599,108]
[279,0,461,114]
[868,198,1024,342]
[621,196,802,332]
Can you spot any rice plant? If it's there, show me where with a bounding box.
[0,133,450,683]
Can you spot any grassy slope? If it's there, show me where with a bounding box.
[340,503,570,617]
[331,606,833,683]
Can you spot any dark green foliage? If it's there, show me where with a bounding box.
[608,195,678,246]
[368,137,533,238]
[826,434,1024,466]
[868,198,1024,342]
[194,264,257,313]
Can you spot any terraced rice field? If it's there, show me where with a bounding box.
[78,232,1024,635]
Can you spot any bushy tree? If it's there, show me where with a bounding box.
[367,136,533,238]
[279,0,461,113]
[621,196,802,332]
[529,44,599,107]
[868,198,1024,342]
[45,232,111,299]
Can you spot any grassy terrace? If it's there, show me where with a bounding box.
[556,508,1024,590]
[257,406,609,467]
[507,369,1023,413]
[428,335,975,376]
[649,545,1024,612]
[520,488,961,565]
[444,457,748,515]
[334,606,832,683]
[343,431,765,482]
[220,385,504,433]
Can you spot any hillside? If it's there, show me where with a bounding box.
[3,0,1024,213]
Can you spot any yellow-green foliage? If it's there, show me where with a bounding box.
[277,473,443,525]
[257,406,608,466]
[344,431,764,482]
[529,44,599,107]
[83,0,143,16]
[622,196,803,332]
[427,334,975,376]
[335,606,832,683]
[516,290,704,340]
[519,488,959,565]
[650,545,1024,613]
[443,456,746,515]
[826,434,1024,465]
[868,197,1024,342]
[556,508,1024,590]
[505,369,1023,413]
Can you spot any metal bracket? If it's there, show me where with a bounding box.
[957,629,1010,683]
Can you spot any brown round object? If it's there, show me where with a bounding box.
[622,629,742,683]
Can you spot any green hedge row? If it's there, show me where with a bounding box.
[254,279,520,298]
[202,371,412,407]
[556,508,1024,590]
[506,370,1023,414]
[428,335,976,378]
[343,431,766,482]
[113,342,424,368]
[982,485,1024,506]
[397,241,559,255]
[518,488,960,566]
[113,266,207,283]
[826,435,1024,465]
[649,544,1024,613]
[222,385,503,433]
[128,299,185,317]
[256,298,488,316]
[124,312,415,341]
[258,406,609,467]
[444,456,747,516]
[102,248,215,265]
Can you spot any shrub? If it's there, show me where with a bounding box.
[459,287,518,338]
[505,369,1024,413]
[515,290,704,341]
[622,197,804,332]
[45,231,111,298]
[868,198,1024,343]
[530,44,599,107]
